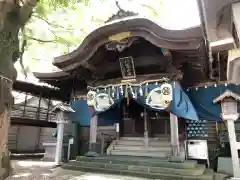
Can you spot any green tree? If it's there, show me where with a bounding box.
[0,0,88,177]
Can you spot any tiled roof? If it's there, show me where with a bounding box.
[213,90,240,103]
[50,103,75,113]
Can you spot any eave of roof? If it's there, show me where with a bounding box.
[52,17,202,71]
[198,0,235,51]
[33,71,70,80]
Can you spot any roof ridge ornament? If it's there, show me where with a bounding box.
[105,1,138,23]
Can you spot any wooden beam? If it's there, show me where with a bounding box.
[82,62,97,71]
[88,72,182,87]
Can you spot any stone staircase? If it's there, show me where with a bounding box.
[62,155,227,180]
[107,136,172,158]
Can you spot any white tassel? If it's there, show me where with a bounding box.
[139,86,143,96]
[120,85,123,95]
[130,86,135,98]
[112,86,115,97]
[135,88,138,99]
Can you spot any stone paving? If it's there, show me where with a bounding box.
[5,160,154,180]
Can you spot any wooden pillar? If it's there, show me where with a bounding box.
[86,115,99,157]
[115,123,120,142]
[170,113,179,156]
[143,108,148,148]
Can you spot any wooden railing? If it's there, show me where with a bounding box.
[11,104,57,122]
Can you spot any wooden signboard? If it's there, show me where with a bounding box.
[119,56,136,79]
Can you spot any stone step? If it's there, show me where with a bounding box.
[110,149,170,158]
[68,160,206,176]
[76,156,198,169]
[121,137,170,141]
[113,145,171,152]
[116,140,170,146]
[62,163,214,180]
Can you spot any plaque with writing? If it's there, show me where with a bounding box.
[119,56,136,79]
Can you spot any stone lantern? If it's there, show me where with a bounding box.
[51,103,75,165]
[213,90,240,179]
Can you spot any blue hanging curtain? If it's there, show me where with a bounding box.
[186,83,240,121]
[70,100,92,125]
[170,82,199,121]
[128,81,199,121]
[91,87,124,116]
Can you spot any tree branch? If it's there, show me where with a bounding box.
[47,28,72,45]
[19,0,38,26]
[19,28,28,78]
[26,36,56,43]
[32,14,74,30]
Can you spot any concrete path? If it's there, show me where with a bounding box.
[5,160,155,180]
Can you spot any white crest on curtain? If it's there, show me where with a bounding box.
[146,83,172,110]
[94,93,114,112]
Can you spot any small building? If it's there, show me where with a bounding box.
[9,80,73,154]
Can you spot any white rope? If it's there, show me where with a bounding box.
[0,74,12,83]
[87,77,170,90]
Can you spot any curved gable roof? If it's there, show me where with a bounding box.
[52,17,202,71]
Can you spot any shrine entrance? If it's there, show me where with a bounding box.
[120,99,171,137]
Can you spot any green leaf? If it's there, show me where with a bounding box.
[34,3,46,18]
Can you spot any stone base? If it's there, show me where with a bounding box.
[85,143,99,157]
[42,141,67,161]
[217,157,235,176]
[85,151,99,157]
[169,155,185,163]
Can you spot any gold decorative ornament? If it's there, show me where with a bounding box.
[108,32,131,42]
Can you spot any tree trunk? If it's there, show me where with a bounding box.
[0,0,35,178]
[0,33,18,178]
[0,109,12,178]
[0,0,38,176]
[0,1,21,178]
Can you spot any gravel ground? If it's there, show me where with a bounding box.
[5,160,153,180]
